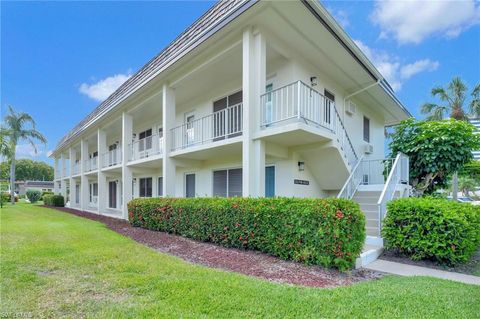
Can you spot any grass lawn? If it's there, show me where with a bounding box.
[1,203,479,318]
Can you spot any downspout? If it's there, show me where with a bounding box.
[343,80,381,122]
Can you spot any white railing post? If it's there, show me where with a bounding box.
[297,81,301,120]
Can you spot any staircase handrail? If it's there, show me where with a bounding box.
[337,155,365,199]
[377,152,409,234]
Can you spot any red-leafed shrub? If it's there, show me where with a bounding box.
[128,197,365,271]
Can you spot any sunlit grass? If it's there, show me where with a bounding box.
[1,203,479,318]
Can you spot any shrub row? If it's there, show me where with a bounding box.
[26,189,42,203]
[43,194,65,207]
[383,198,480,266]
[128,197,365,270]
[41,191,54,200]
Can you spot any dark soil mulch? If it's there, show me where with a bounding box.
[49,206,383,288]
[380,249,480,277]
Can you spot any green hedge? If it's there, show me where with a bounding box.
[43,194,65,207]
[383,198,480,265]
[26,189,42,203]
[128,197,365,271]
[41,191,54,200]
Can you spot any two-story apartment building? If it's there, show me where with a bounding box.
[52,0,411,241]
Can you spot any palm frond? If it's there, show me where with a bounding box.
[421,103,446,120]
[470,84,480,117]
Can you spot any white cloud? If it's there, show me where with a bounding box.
[329,9,350,29]
[400,59,439,80]
[354,40,439,91]
[15,144,45,159]
[371,0,480,44]
[79,72,131,102]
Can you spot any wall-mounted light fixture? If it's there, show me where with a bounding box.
[310,76,318,87]
[298,161,305,171]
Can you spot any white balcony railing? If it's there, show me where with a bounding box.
[85,157,98,172]
[130,134,164,161]
[73,162,80,175]
[171,103,243,151]
[102,147,122,168]
[260,81,357,167]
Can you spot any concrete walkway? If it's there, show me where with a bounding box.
[366,259,480,285]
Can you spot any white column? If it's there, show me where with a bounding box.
[162,84,176,197]
[98,129,107,214]
[242,27,266,197]
[69,148,75,206]
[54,157,60,193]
[60,153,67,198]
[122,112,133,219]
[80,139,89,211]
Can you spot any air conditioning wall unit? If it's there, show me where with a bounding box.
[346,100,357,115]
[364,143,374,154]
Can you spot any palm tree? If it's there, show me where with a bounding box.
[1,106,47,204]
[421,77,480,120]
[421,77,480,200]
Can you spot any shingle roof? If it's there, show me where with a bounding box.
[25,181,54,188]
[55,0,256,152]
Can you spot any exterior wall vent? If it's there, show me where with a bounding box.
[346,100,357,115]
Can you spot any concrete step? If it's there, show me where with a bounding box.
[366,226,380,237]
[366,219,379,228]
[355,190,382,197]
[355,242,384,268]
[354,196,379,204]
[364,211,379,220]
[359,203,379,212]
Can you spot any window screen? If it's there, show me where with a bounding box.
[139,177,152,197]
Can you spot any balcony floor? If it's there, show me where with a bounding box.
[254,122,333,147]
[170,136,242,160]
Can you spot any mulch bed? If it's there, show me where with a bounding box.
[49,206,383,288]
[380,249,480,277]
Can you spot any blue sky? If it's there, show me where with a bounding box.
[2,1,479,164]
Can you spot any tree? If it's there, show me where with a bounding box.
[457,176,477,197]
[1,106,47,204]
[421,77,480,200]
[0,159,54,181]
[421,77,480,121]
[389,119,480,195]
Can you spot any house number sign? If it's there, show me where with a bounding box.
[294,179,309,185]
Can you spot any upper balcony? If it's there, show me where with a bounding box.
[259,80,357,168]
[85,157,99,173]
[73,162,80,176]
[101,147,122,169]
[129,133,164,162]
[171,102,243,152]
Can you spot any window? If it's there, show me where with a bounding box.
[185,174,196,198]
[213,168,242,197]
[157,177,163,197]
[139,177,153,197]
[363,116,370,143]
